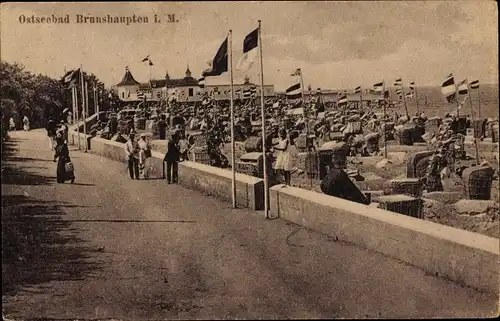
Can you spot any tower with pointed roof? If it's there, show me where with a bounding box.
[185,65,192,78]
[116,66,141,101]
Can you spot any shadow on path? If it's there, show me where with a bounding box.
[1,137,56,186]
[2,137,103,298]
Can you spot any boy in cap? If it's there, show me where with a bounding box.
[124,129,140,179]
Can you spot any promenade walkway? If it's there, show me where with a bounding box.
[2,129,497,319]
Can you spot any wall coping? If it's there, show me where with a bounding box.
[179,161,263,185]
[272,185,499,255]
[92,137,262,185]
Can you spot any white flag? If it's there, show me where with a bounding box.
[236,49,257,72]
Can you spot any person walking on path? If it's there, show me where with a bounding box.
[46,119,57,150]
[138,133,152,179]
[58,120,69,144]
[163,132,180,184]
[124,129,140,180]
[22,116,30,131]
[53,135,75,184]
[9,117,15,131]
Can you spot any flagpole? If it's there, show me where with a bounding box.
[258,20,269,218]
[453,73,460,117]
[78,66,84,150]
[477,85,481,120]
[72,85,76,126]
[466,77,480,165]
[299,69,312,188]
[229,29,237,208]
[382,81,388,159]
[80,64,88,152]
[400,77,409,118]
[414,84,420,115]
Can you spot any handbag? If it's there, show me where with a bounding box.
[65,161,74,173]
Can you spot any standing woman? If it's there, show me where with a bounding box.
[23,116,30,131]
[138,133,152,179]
[273,128,293,186]
[53,134,75,184]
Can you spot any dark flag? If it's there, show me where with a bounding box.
[62,68,81,87]
[236,28,259,71]
[203,37,228,77]
[141,55,150,62]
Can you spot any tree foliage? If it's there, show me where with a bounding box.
[1,61,109,129]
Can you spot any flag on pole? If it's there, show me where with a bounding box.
[203,37,228,77]
[372,81,384,93]
[409,81,415,90]
[457,79,468,95]
[285,83,301,99]
[141,55,150,62]
[405,92,413,99]
[250,86,257,98]
[337,94,348,105]
[236,28,258,72]
[242,88,252,99]
[354,86,361,94]
[394,78,402,87]
[148,60,154,66]
[470,79,479,89]
[62,69,81,87]
[198,77,205,88]
[291,68,301,76]
[441,73,456,103]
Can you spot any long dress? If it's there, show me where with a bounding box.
[274,138,293,171]
[23,117,30,131]
[55,143,75,183]
[138,138,152,178]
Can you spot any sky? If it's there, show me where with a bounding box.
[1,1,498,91]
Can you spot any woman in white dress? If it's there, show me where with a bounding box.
[138,133,152,179]
[273,128,296,186]
[23,116,30,131]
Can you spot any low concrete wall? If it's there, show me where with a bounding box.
[88,137,264,210]
[178,161,264,210]
[270,184,499,294]
[68,130,92,150]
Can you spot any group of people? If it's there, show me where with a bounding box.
[123,129,181,184]
[9,116,31,131]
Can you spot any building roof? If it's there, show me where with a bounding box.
[165,77,198,87]
[138,83,151,90]
[117,68,140,86]
[150,79,167,88]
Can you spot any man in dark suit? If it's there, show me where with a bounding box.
[163,132,180,184]
[320,153,369,205]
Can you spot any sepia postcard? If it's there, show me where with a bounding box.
[1,1,499,320]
